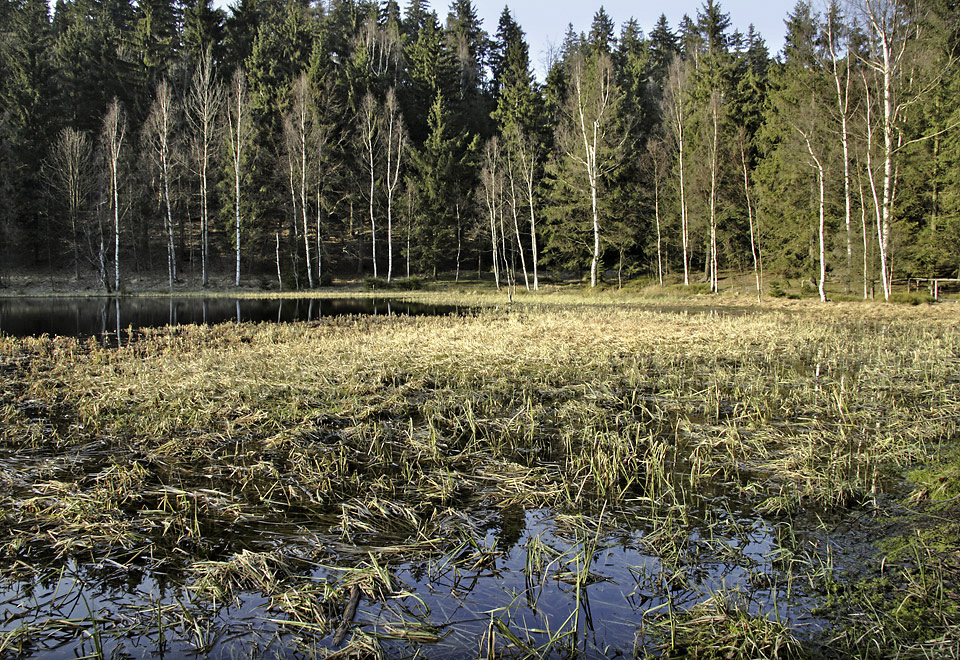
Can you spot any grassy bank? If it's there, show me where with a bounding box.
[1,303,958,657]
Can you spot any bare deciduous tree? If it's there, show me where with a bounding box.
[284,74,315,288]
[646,137,671,287]
[825,4,855,291]
[226,68,251,288]
[101,98,125,292]
[662,57,691,286]
[736,129,762,302]
[479,138,502,290]
[45,127,92,281]
[561,50,621,288]
[186,46,223,288]
[357,92,380,278]
[145,78,179,289]
[856,0,911,300]
[383,89,406,283]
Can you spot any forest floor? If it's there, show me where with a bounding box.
[1,293,958,657]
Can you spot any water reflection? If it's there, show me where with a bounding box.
[0,296,467,340]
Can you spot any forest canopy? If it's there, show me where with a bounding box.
[0,0,957,299]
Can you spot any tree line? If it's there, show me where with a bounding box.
[1,0,957,298]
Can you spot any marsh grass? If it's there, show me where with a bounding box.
[1,303,959,656]
[642,590,805,659]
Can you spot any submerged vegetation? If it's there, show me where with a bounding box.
[1,300,959,657]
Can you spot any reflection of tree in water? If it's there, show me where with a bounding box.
[0,297,467,339]
[494,504,526,553]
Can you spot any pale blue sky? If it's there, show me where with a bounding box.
[429,0,798,74]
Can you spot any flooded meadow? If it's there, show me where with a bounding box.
[0,302,958,658]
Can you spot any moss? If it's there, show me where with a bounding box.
[824,444,960,656]
[908,443,960,503]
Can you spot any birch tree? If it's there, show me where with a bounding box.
[646,137,670,287]
[662,57,691,285]
[513,130,541,290]
[45,127,92,281]
[383,88,406,283]
[480,138,503,289]
[737,129,762,302]
[825,3,855,291]
[560,49,621,288]
[186,46,222,288]
[145,78,178,290]
[857,0,911,300]
[796,119,828,303]
[358,92,380,278]
[283,74,315,288]
[226,68,250,288]
[101,98,125,293]
[705,90,723,294]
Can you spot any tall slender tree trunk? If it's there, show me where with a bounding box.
[827,17,853,292]
[506,159,529,290]
[858,168,869,299]
[162,147,176,289]
[276,230,282,290]
[455,202,462,283]
[300,120,313,289]
[316,188,323,285]
[740,142,760,302]
[200,145,209,287]
[708,96,720,294]
[654,172,663,287]
[862,74,889,300]
[102,101,124,294]
[527,179,539,290]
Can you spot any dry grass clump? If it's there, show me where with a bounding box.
[644,591,805,659]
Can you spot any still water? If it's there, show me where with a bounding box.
[0,296,464,339]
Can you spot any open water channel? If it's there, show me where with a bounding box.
[0,297,466,341]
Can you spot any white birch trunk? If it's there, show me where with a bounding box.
[740,142,760,302]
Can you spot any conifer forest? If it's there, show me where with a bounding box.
[1,0,958,299]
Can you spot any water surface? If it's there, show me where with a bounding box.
[0,296,464,340]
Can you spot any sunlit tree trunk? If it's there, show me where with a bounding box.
[862,72,888,300]
[827,12,854,292]
[102,99,125,293]
[567,52,617,288]
[226,69,250,288]
[358,93,379,278]
[480,139,501,290]
[384,89,405,283]
[738,133,761,302]
[187,47,222,289]
[860,0,911,301]
[513,130,540,291]
[284,75,314,288]
[147,79,178,290]
[800,129,828,302]
[505,147,530,290]
[663,58,690,286]
[707,91,721,294]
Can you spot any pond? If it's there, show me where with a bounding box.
[0,296,465,340]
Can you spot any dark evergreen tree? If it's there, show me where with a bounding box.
[648,14,678,90]
[0,0,58,264]
[587,6,616,54]
[409,90,476,276]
